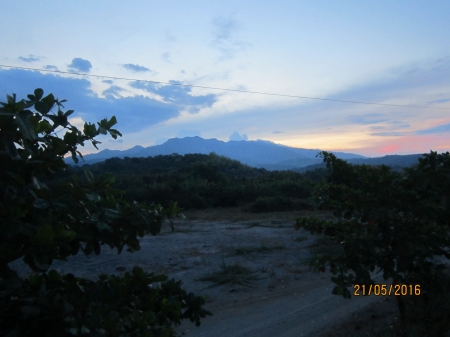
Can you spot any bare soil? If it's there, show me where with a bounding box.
[9,208,402,336]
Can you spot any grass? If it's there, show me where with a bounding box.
[195,260,262,288]
[232,244,286,256]
[294,235,308,242]
[182,207,333,222]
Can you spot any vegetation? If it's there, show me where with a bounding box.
[0,89,210,336]
[58,153,317,212]
[196,260,261,288]
[295,151,450,336]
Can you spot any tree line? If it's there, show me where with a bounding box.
[57,153,330,212]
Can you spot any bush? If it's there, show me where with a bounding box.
[295,151,450,325]
[0,89,211,336]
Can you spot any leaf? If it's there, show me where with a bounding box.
[33,198,50,209]
[35,101,52,114]
[86,193,100,202]
[107,115,118,128]
[34,88,44,100]
[84,170,95,184]
[56,230,77,241]
[35,119,52,133]
[15,114,36,140]
[31,224,55,245]
[83,122,96,137]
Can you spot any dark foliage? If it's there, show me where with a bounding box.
[0,89,210,336]
[57,153,318,212]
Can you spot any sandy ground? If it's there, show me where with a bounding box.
[9,210,400,336]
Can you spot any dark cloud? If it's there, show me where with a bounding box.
[18,55,40,63]
[122,64,154,73]
[68,58,92,73]
[161,52,172,63]
[130,80,217,111]
[43,65,58,71]
[210,16,251,60]
[0,69,182,133]
[415,123,450,135]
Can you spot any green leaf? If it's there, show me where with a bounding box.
[107,115,118,128]
[15,114,36,140]
[35,101,52,114]
[86,193,100,202]
[7,93,16,105]
[33,198,50,209]
[84,170,95,183]
[83,122,96,137]
[64,130,78,146]
[55,229,77,240]
[34,88,44,100]
[32,224,55,245]
[35,119,53,133]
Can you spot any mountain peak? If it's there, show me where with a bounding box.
[67,136,366,168]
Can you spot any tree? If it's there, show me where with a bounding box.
[0,89,211,336]
[294,151,450,320]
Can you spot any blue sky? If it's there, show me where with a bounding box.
[1,0,449,157]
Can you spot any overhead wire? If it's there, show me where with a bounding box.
[0,64,449,110]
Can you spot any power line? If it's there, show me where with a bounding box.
[1,64,448,110]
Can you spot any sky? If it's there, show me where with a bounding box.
[1,0,449,158]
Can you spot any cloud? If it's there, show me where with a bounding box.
[122,63,154,73]
[415,123,450,135]
[229,131,248,141]
[44,65,58,71]
[161,52,172,63]
[154,137,169,145]
[210,16,251,60]
[428,98,450,105]
[0,68,183,133]
[103,85,124,97]
[348,113,387,125]
[18,55,40,63]
[272,131,285,134]
[67,58,92,73]
[369,132,406,137]
[181,70,186,74]
[68,117,85,129]
[130,80,217,111]
[176,130,201,138]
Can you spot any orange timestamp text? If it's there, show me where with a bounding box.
[353,284,420,296]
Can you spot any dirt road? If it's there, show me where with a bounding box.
[9,211,393,337]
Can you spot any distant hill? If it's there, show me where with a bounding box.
[66,136,428,171]
[294,154,427,173]
[66,136,366,169]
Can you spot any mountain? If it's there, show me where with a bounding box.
[66,136,366,168]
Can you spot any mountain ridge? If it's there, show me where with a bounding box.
[66,136,427,171]
[67,136,366,168]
